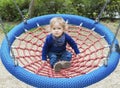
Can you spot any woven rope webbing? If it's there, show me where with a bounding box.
[12,25,109,78]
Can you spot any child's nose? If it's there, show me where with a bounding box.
[55,29,59,32]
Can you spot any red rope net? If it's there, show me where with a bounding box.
[12,25,109,78]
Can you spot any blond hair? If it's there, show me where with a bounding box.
[50,17,66,29]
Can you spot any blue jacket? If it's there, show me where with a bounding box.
[42,33,80,61]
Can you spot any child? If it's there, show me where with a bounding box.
[42,17,80,72]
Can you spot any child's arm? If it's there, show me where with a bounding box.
[76,53,82,58]
[66,34,80,54]
[42,37,49,61]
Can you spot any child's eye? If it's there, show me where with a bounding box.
[53,28,56,30]
[58,28,61,29]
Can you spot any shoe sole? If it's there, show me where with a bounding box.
[62,61,71,69]
[54,62,62,72]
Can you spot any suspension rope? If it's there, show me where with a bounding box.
[94,0,120,66]
[95,0,110,22]
[104,20,120,66]
[12,0,27,24]
[28,0,35,18]
[0,17,18,66]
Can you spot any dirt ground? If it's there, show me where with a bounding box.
[0,21,120,88]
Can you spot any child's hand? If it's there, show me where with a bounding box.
[42,60,46,64]
[76,54,82,59]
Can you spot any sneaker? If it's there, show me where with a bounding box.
[54,62,62,72]
[61,61,71,69]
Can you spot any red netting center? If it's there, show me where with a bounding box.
[12,25,109,78]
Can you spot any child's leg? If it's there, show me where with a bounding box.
[48,52,58,68]
[61,51,72,61]
[60,51,72,68]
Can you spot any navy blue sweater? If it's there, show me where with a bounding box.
[42,33,80,61]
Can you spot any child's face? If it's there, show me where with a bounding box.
[51,22,64,37]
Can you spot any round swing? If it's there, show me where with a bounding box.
[0,14,120,88]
